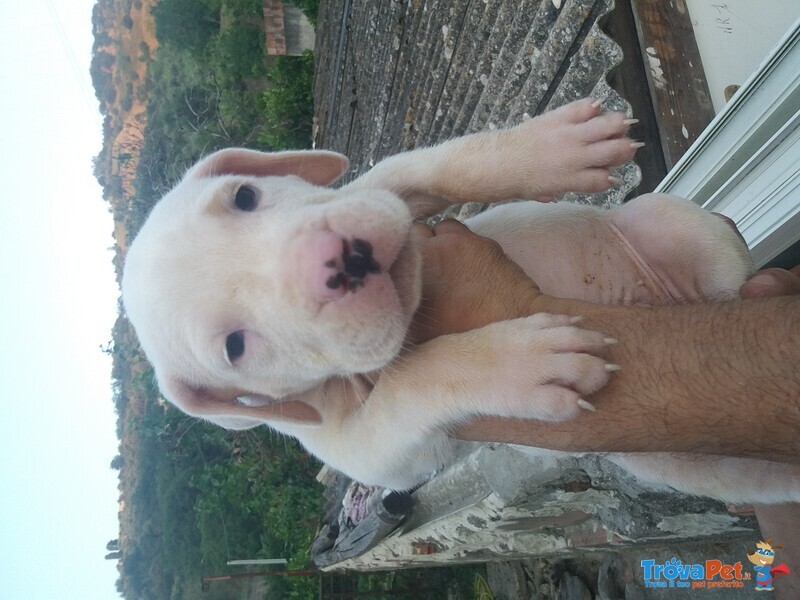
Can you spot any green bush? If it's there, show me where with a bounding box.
[259,50,315,150]
[287,0,319,26]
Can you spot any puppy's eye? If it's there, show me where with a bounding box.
[225,331,245,362]
[234,185,258,211]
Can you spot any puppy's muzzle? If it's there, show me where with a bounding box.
[326,238,381,292]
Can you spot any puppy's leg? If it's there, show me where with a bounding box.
[347,99,637,218]
[304,314,617,489]
[608,193,753,301]
[469,194,754,305]
[608,454,800,504]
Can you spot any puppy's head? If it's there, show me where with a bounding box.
[122,148,423,429]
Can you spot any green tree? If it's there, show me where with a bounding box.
[260,51,315,150]
[152,0,220,52]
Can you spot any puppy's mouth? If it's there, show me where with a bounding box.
[325,238,382,292]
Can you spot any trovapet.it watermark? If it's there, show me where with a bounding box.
[641,539,791,592]
[641,557,750,590]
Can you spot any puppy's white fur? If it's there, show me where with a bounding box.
[122,100,800,502]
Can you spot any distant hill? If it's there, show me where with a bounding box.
[91,0,157,262]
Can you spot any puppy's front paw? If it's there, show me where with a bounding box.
[490,314,618,422]
[511,98,639,196]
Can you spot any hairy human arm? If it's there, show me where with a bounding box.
[457,293,800,464]
[413,220,800,464]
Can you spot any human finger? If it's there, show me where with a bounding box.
[740,267,800,299]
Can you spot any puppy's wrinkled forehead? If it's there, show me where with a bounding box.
[125,178,227,290]
[122,176,275,365]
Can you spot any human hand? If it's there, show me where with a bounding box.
[408,219,551,344]
[740,265,800,298]
[711,212,800,298]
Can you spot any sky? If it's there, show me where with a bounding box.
[0,1,122,598]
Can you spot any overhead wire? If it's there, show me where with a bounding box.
[41,0,102,125]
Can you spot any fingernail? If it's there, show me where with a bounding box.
[623,118,639,126]
[630,141,646,149]
[577,399,597,412]
[570,316,584,324]
[608,176,623,186]
[605,363,622,372]
[604,337,618,345]
[591,98,603,108]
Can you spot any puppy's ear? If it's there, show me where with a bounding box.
[187,148,349,186]
[163,377,323,429]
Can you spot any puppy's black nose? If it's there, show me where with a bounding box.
[343,238,380,279]
[344,253,379,279]
[351,238,374,258]
[324,238,381,292]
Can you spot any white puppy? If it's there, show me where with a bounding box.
[122,100,800,502]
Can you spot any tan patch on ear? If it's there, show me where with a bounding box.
[252,400,322,425]
[163,377,322,426]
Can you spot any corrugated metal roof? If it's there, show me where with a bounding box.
[313,0,640,207]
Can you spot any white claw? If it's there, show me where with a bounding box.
[577,399,597,412]
[605,363,622,372]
